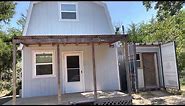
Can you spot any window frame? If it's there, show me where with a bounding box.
[32,50,56,78]
[136,53,143,69]
[66,55,80,82]
[58,2,79,21]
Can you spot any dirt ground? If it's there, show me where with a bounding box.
[132,89,185,105]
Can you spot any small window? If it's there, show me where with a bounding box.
[33,51,55,78]
[136,53,142,68]
[60,3,77,20]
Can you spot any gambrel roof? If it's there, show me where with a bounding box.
[23,1,114,36]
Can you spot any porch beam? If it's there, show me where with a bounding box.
[57,44,61,104]
[92,43,97,99]
[123,40,132,96]
[12,43,16,105]
[12,35,127,45]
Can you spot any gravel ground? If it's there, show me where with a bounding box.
[132,90,185,105]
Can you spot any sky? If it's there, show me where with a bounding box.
[106,1,157,30]
[8,1,157,32]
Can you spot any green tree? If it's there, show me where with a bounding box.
[16,13,26,32]
[127,10,185,75]
[0,30,11,80]
[0,24,23,81]
[0,1,16,80]
[0,1,16,23]
[143,1,185,21]
[127,23,139,42]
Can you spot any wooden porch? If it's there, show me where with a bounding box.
[11,34,132,105]
[4,91,132,105]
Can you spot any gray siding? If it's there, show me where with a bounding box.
[26,2,114,35]
[22,44,120,98]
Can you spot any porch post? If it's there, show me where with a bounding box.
[12,43,16,105]
[123,40,132,96]
[92,43,97,99]
[57,44,61,103]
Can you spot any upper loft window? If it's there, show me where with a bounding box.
[59,3,78,20]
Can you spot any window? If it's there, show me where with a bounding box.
[60,3,77,20]
[67,56,80,82]
[136,53,142,68]
[33,51,55,78]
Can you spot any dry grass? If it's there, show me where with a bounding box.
[180,86,185,97]
[132,89,185,105]
[0,90,10,97]
[181,86,185,91]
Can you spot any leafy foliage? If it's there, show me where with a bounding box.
[16,13,26,31]
[0,28,22,80]
[143,1,185,21]
[0,2,23,81]
[127,10,185,76]
[0,2,25,96]
[0,1,16,23]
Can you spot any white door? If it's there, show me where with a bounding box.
[63,52,84,93]
[161,41,180,90]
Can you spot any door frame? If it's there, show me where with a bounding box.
[142,52,159,89]
[61,51,85,93]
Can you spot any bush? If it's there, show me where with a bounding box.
[0,80,11,92]
[180,78,185,86]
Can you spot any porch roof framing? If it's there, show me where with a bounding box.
[12,34,128,45]
[11,34,131,105]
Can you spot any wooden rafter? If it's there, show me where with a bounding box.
[12,35,128,45]
[11,34,129,104]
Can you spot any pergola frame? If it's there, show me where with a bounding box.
[12,34,131,105]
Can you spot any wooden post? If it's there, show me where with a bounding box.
[12,43,16,105]
[92,43,97,99]
[124,41,132,96]
[57,44,61,104]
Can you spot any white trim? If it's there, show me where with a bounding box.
[154,53,159,87]
[157,50,164,87]
[115,48,121,90]
[23,2,33,36]
[61,51,85,93]
[58,2,79,21]
[32,50,56,78]
[36,63,53,65]
[136,53,142,69]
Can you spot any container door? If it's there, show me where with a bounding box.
[161,41,180,90]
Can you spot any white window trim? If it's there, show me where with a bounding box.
[58,2,79,21]
[136,53,142,69]
[32,50,56,78]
